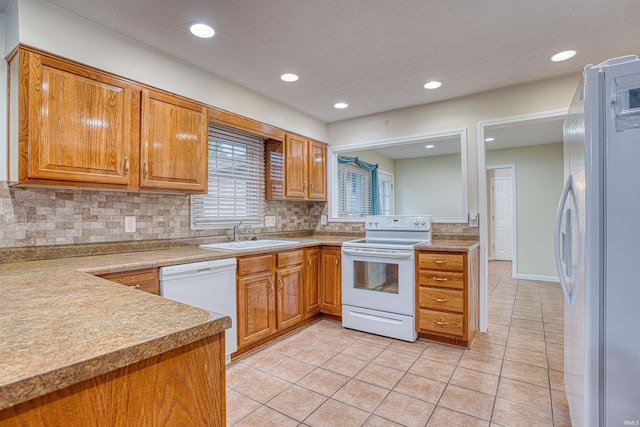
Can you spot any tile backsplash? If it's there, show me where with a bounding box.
[0,182,477,249]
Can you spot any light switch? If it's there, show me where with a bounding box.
[320,215,327,226]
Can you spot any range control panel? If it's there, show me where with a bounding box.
[365,215,431,231]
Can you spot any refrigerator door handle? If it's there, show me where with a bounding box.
[554,175,574,307]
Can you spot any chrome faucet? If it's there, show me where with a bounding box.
[233,222,252,241]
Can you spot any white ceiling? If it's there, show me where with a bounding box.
[486,119,564,151]
[373,136,461,160]
[27,1,640,123]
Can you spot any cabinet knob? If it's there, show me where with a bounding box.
[133,284,141,289]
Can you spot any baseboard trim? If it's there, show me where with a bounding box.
[515,273,559,283]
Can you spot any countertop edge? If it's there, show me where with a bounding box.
[0,314,231,412]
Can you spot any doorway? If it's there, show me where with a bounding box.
[488,167,515,263]
[476,108,567,331]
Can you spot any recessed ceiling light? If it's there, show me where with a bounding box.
[189,23,215,38]
[485,137,495,142]
[334,102,349,109]
[423,81,442,90]
[551,50,576,62]
[425,144,435,148]
[280,73,299,82]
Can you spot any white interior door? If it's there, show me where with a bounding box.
[492,177,513,260]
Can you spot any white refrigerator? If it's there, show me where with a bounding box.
[556,55,640,427]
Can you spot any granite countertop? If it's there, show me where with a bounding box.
[0,234,473,411]
[415,240,480,252]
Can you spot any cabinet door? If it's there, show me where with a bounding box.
[308,140,327,200]
[320,248,342,316]
[140,90,208,193]
[237,272,276,348]
[304,248,321,318]
[284,134,308,198]
[21,50,137,187]
[276,265,304,329]
[98,268,159,295]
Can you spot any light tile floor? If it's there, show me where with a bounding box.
[226,261,571,426]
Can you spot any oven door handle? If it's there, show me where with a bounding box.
[341,248,413,259]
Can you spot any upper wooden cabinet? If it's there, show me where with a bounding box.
[266,134,327,201]
[140,90,208,192]
[8,47,207,194]
[9,48,139,189]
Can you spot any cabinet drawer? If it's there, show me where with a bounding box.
[99,268,159,295]
[238,255,273,276]
[418,270,464,290]
[419,287,464,312]
[418,252,464,271]
[419,309,464,336]
[277,250,304,268]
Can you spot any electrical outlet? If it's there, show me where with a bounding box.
[124,216,136,233]
[265,216,276,227]
[320,215,327,226]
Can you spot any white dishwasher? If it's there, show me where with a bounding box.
[160,258,237,363]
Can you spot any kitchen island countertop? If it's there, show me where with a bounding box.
[0,235,475,411]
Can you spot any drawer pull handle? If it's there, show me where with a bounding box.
[432,277,448,282]
[143,161,148,179]
[433,319,449,326]
[123,156,129,175]
[433,260,449,265]
[432,297,448,303]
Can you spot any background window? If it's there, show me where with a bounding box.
[191,125,265,229]
[337,162,373,218]
[378,170,394,215]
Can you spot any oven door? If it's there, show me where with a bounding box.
[341,246,415,316]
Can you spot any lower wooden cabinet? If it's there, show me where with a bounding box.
[276,251,304,329]
[98,268,160,295]
[237,270,277,347]
[236,250,305,350]
[319,247,342,316]
[0,334,225,426]
[416,247,479,347]
[304,248,321,318]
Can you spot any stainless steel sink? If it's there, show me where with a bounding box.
[199,240,299,251]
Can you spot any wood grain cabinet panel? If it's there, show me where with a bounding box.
[304,248,321,318]
[265,135,327,201]
[319,247,342,316]
[276,265,304,329]
[237,271,276,347]
[416,247,479,348]
[0,334,225,426]
[12,48,138,189]
[284,134,308,198]
[140,90,208,193]
[98,268,159,295]
[8,46,208,194]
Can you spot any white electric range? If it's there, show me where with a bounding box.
[341,215,431,341]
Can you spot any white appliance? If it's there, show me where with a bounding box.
[342,215,431,342]
[555,55,640,426]
[160,258,237,363]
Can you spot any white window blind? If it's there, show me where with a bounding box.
[191,124,265,229]
[337,162,372,218]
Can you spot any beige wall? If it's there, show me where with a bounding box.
[340,150,395,173]
[487,143,563,278]
[5,0,327,142]
[328,74,579,217]
[395,154,462,218]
